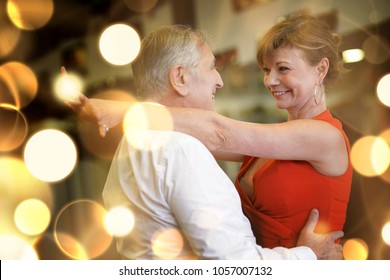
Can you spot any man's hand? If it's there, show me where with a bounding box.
[297,209,344,260]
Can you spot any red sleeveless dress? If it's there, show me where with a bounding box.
[234,110,352,248]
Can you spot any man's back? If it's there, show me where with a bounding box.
[103,130,261,259]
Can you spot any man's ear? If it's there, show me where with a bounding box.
[316,57,329,84]
[169,65,189,97]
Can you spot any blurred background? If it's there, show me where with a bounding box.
[0,0,390,260]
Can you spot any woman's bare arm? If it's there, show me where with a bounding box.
[168,107,349,176]
[66,98,348,175]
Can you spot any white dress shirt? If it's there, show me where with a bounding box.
[102,130,316,260]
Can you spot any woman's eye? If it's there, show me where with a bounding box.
[279,67,289,72]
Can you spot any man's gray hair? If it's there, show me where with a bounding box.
[132,25,210,101]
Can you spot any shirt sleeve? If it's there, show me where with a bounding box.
[161,135,316,260]
[256,246,317,260]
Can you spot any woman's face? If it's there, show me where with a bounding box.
[262,46,319,113]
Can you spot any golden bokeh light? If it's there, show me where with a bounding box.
[104,206,135,237]
[0,156,52,236]
[0,15,21,58]
[0,62,38,108]
[382,222,390,246]
[54,200,112,260]
[23,129,78,182]
[7,0,54,30]
[99,24,141,66]
[14,199,51,236]
[342,49,365,63]
[343,238,369,260]
[151,228,184,260]
[53,232,88,260]
[53,71,84,102]
[351,136,390,177]
[77,90,135,160]
[379,129,390,183]
[362,34,390,64]
[376,73,390,107]
[0,104,28,152]
[124,0,158,13]
[0,235,38,259]
[123,102,174,150]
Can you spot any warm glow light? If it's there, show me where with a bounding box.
[23,129,78,182]
[54,232,88,260]
[351,136,390,177]
[151,228,184,260]
[0,17,21,58]
[379,129,390,183]
[53,72,84,102]
[0,62,38,108]
[343,238,369,260]
[0,235,38,259]
[7,0,54,30]
[54,200,112,260]
[0,156,52,238]
[99,24,141,66]
[104,206,135,237]
[382,222,390,246]
[123,102,174,150]
[77,90,136,160]
[14,199,51,236]
[377,74,390,107]
[342,49,365,63]
[362,35,390,64]
[0,104,28,152]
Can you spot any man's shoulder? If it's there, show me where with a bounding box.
[121,130,208,153]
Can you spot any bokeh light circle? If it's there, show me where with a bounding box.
[0,17,21,58]
[0,156,53,238]
[0,235,38,259]
[343,238,369,260]
[362,35,390,64]
[379,129,390,183]
[24,129,78,182]
[77,90,135,160]
[99,24,141,66]
[123,102,174,150]
[104,206,135,237]
[0,104,28,152]
[54,200,112,260]
[7,0,54,30]
[342,49,365,63]
[151,228,184,260]
[0,62,38,108]
[14,198,51,236]
[377,74,390,107]
[53,71,84,102]
[351,136,390,177]
[382,222,390,246]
